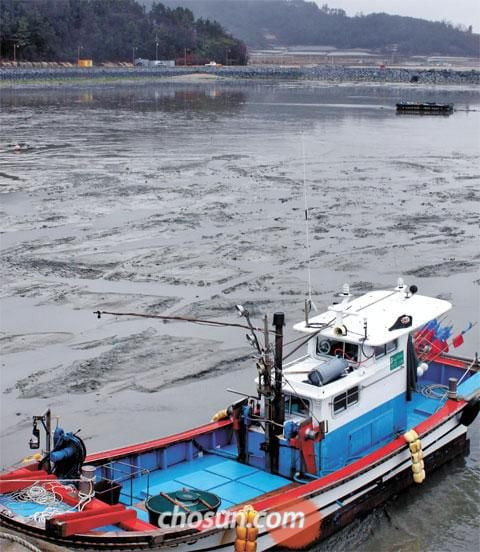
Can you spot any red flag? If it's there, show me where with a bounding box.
[452,334,464,348]
[430,339,449,355]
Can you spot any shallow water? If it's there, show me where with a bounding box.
[0,80,479,551]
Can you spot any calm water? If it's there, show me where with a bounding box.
[0,80,479,551]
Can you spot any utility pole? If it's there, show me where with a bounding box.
[132,46,137,66]
[391,44,398,65]
[184,47,187,66]
[10,38,25,65]
[155,33,159,61]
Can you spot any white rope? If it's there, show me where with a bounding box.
[420,383,448,399]
[31,505,75,523]
[9,485,58,505]
[77,480,95,511]
[0,532,43,552]
[3,481,90,523]
[432,358,478,414]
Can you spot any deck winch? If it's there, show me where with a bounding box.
[28,409,86,482]
[42,427,86,481]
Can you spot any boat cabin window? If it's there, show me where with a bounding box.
[284,394,310,417]
[374,339,398,359]
[317,338,359,362]
[333,386,359,414]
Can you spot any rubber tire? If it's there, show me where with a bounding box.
[459,398,480,426]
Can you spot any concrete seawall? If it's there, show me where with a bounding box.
[1,65,479,87]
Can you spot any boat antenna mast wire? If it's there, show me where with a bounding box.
[302,134,317,326]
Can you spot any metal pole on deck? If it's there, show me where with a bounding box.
[262,315,275,473]
[45,409,52,456]
[273,312,285,427]
[271,312,285,473]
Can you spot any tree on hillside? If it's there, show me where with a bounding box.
[160,0,480,57]
[0,0,247,63]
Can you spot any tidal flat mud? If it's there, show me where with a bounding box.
[0,80,479,552]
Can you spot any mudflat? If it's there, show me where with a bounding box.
[0,79,479,552]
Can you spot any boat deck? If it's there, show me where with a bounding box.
[121,451,290,523]
[407,384,443,428]
[407,369,479,428]
[0,453,291,532]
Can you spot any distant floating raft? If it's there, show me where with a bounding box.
[396,102,454,115]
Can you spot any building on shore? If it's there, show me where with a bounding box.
[248,47,480,69]
[134,58,175,67]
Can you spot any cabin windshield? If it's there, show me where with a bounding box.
[284,394,310,417]
[316,338,359,362]
[374,339,398,359]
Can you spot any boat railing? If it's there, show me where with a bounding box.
[444,352,480,369]
[284,354,310,369]
[96,460,150,506]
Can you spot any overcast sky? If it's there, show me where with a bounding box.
[315,1,480,31]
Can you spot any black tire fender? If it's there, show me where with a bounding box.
[459,397,480,426]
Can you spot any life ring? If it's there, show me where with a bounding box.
[459,397,480,426]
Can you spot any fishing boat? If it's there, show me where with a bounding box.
[396,102,454,114]
[1,280,479,551]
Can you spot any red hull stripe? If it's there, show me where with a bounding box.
[85,420,232,463]
[252,399,464,512]
[0,467,42,481]
[0,472,56,494]
[118,517,157,531]
[197,398,465,531]
[425,354,469,369]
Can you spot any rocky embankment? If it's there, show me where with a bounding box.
[1,64,478,86]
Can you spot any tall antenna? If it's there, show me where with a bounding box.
[302,134,314,310]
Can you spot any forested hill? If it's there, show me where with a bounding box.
[157,0,480,56]
[0,0,247,64]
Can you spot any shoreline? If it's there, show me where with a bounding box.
[1,65,479,90]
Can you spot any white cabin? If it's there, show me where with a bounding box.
[277,280,452,475]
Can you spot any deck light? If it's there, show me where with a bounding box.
[236,304,247,317]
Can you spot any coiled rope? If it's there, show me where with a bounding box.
[10,484,61,505]
[420,383,448,399]
[0,532,43,552]
[3,481,94,523]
